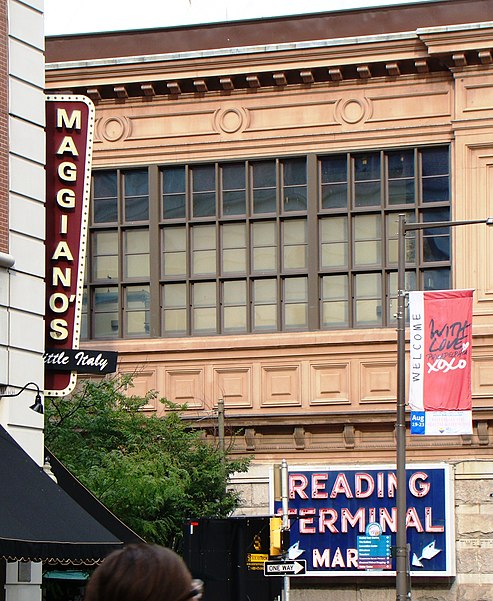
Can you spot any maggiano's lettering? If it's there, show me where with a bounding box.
[57,188,76,208]
[58,161,77,181]
[49,292,72,314]
[45,96,96,396]
[47,107,82,343]
[56,107,82,130]
[50,318,69,341]
[56,135,79,156]
[52,267,72,288]
[52,241,74,261]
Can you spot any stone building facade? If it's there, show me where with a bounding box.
[1,0,46,598]
[46,1,493,598]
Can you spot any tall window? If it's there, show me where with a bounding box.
[83,169,150,339]
[83,146,450,339]
[319,146,450,328]
[161,158,308,337]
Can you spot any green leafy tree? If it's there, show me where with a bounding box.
[45,374,250,548]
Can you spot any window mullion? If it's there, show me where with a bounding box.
[148,164,161,337]
[306,153,319,331]
[116,171,123,338]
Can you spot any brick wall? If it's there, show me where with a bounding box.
[0,0,8,254]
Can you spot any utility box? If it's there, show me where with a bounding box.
[183,517,282,601]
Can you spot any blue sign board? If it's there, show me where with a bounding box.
[357,534,391,569]
[270,464,454,577]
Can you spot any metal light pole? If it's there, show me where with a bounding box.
[395,214,493,601]
[217,398,225,454]
[395,214,408,601]
[281,459,290,601]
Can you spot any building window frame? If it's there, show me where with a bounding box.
[83,145,450,340]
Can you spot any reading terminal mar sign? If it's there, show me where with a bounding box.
[270,464,455,577]
[45,96,117,396]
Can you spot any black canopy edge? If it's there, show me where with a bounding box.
[46,449,145,545]
[0,425,125,564]
[0,537,121,565]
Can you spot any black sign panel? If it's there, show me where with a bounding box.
[44,349,118,374]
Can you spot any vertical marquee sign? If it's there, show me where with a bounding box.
[45,96,95,396]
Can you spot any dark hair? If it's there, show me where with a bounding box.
[85,544,194,601]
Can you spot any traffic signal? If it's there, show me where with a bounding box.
[269,517,282,556]
[281,527,290,554]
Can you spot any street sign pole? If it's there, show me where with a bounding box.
[281,459,289,601]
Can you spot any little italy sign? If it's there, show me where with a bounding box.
[270,464,455,577]
[43,349,118,374]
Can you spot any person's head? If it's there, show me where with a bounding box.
[85,544,200,601]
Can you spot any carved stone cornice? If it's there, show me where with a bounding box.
[45,28,493,103]
[191,414,493,459]
[181,386,493,457]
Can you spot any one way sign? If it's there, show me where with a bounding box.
[264,560,307,576]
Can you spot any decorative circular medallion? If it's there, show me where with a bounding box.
[100,116,130,142]
[213,107,249,134]
[336,98,372,125]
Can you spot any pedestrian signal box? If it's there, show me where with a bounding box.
[269,517,282,556]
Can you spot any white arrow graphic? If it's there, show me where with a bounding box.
[292,561,305,574]
[412,540,441,567]
[288,541,305,560]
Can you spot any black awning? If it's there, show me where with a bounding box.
[46,449,144,546]
[0,425,123,565]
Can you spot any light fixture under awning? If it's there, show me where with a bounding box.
[43,570,90,580]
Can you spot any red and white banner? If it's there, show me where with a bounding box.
[409,290,473,435]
